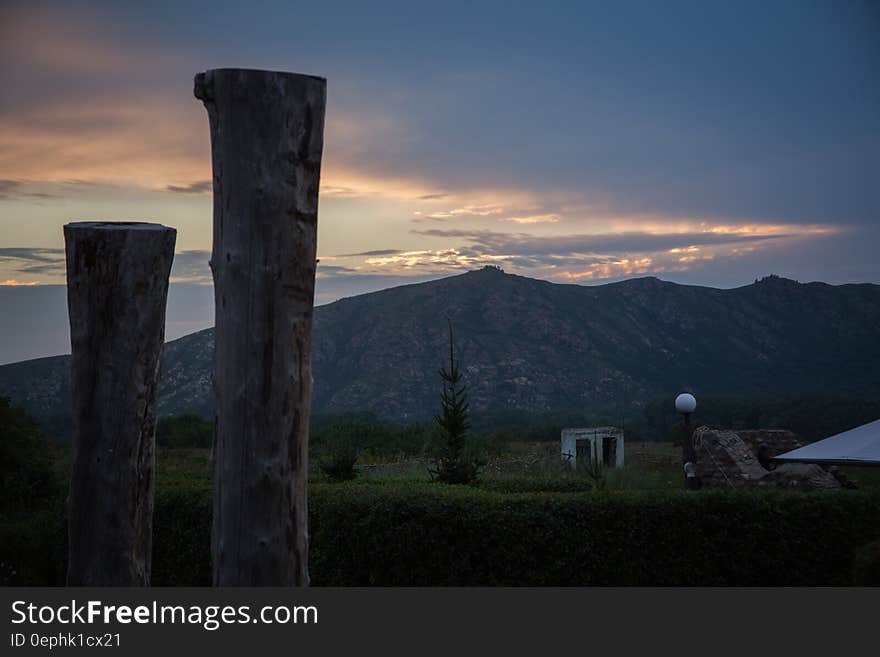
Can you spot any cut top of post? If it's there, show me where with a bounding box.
[195,67,326,83]
[193,68,326,104]
[64,221,175,232]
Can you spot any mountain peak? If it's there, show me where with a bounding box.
[754,274,800,286]
[606,275,668,290]
[469,265,506,276]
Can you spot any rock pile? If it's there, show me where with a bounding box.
[736,429,804,457]
[760,463,841,491]
[691,426,843,491]
[692,428,768,487]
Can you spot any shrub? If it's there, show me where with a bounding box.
[319,444,359,482]
[152,486,212,586]
[309,486,880,586]
[0,506,66,585]
[477,476,599,494]
[157,413,212,448]
[311,420,434,459]
[0,397,59,509]
[852,539,880,585]
[5,482,880,586]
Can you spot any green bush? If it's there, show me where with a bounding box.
[152,486,212,586]
[852,539,880,586]
[308,484,880,586]
[0,506,66,586]
[0,397,59,508]
[157,413,212,448]
[5,482,879,586]
[311,420,434,459]
[319,444,359,482]
[477,475,600,494]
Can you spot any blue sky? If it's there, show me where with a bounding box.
[0,0,878,360]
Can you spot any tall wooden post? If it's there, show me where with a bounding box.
[194,68,326,586]
[64,221,176,586]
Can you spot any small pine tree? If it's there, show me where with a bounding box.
[429,320,481,484]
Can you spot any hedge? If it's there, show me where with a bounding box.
[2,482,879,586]
[307,483,880,586]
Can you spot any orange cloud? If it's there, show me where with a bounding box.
[0,279,40,286]
[0,98,209,187]
[362,249,509,270]
[500,214,561,224]
[558,258,655,281]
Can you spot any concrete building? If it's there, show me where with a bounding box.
[561,426,625,468]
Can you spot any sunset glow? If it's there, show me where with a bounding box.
[1,0,877,297]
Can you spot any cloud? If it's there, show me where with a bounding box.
[317,221,842,287]
[499,214,561,224]
[324,222,843,284]
[362,251,504,271]
[0,6,216,192]
[171,250,370,284]
[0,180,59,200]
[320,185,360,198]
[336,249,404,257]
[0,247,67,285]
[0,180,19,198]
[411,227,806,257]
[17,262,67,275]
[0,279,40,286]
[0,179,119,201]
[317,264,359,276]
[0,247,213,286]
[165,181,212,194]
[0,97,210,189]
[0,7,144,80]
[169,250,212,285]
[0,247,65,263]
[415,205,504,221]
[0,0,875,297]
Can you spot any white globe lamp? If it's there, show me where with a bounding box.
[675,392,699,490]
[675,393,697,415]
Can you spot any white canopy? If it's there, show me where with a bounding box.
[774,418,880,466]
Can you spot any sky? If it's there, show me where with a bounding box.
[0,0,878,361]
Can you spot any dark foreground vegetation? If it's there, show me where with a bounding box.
[3,397,880,586]
[3,447,880,586]
[4,475,880,586]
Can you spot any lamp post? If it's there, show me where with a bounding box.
[675,392,700,490]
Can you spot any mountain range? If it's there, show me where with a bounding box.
[2,267,879,439]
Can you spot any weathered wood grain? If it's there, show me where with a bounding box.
[64,221,176,586]
[195,68,326,586]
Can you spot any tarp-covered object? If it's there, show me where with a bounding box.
[774,419,880,466]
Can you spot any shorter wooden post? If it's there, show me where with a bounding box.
[65,221,176,586]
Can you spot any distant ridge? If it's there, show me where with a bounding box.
[2,268,879,438]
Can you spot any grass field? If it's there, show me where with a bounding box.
[154,441,682,491]
[154,442,880,493]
